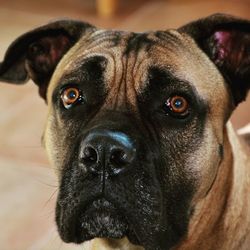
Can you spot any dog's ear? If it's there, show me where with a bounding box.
[179,13,250,106]
[0,20,95,100]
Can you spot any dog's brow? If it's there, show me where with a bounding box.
[145,66,185,90]
[140,66,205,104]
[58,55,107,82]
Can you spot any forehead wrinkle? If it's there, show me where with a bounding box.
[152,30,186,50]
[123,52,137,107]
[131,46,150,93]
[103,52,126,110]
[81,30,121,48]
[113,37,149,109]
[102,38,148,111]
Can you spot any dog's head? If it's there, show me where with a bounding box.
[1,14,250,249]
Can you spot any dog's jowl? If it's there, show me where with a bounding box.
[1,14,250,250]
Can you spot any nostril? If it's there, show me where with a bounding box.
[81,146,98,166]
[110,149,129,166]
[80,131,136,176]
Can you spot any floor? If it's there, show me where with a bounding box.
[0,0,250,249]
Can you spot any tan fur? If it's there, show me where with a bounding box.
[174,123,250,250]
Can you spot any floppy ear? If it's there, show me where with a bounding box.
[179,13,250,106]
[0,20,95,100]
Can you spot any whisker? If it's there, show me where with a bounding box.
[43,188,59,210]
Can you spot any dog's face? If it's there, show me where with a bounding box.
[1,14,250,250]
[45,30,230,248]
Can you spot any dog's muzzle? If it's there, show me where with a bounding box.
[56,127,144,244]
[55,114,164,249]
[74,130,138,241]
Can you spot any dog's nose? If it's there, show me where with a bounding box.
[80,130,136,176]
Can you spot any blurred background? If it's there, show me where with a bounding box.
[0,0,250,249]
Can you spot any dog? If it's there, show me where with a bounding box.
[0,13,250,250]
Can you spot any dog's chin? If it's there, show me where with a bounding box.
[74,198,140,245]
[79,206,127,239]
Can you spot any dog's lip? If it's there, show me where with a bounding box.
[76,197,141,245]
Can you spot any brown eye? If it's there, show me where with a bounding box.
[61,87,80,108]
[165,95,189,116]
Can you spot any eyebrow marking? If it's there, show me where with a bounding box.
[57,55,107,82]
[147,66,179,87]
[140,66,202,100]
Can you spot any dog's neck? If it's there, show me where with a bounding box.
[175,122,250,250]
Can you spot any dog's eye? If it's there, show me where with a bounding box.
[164,95,189,117]
[61,87,81,108]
